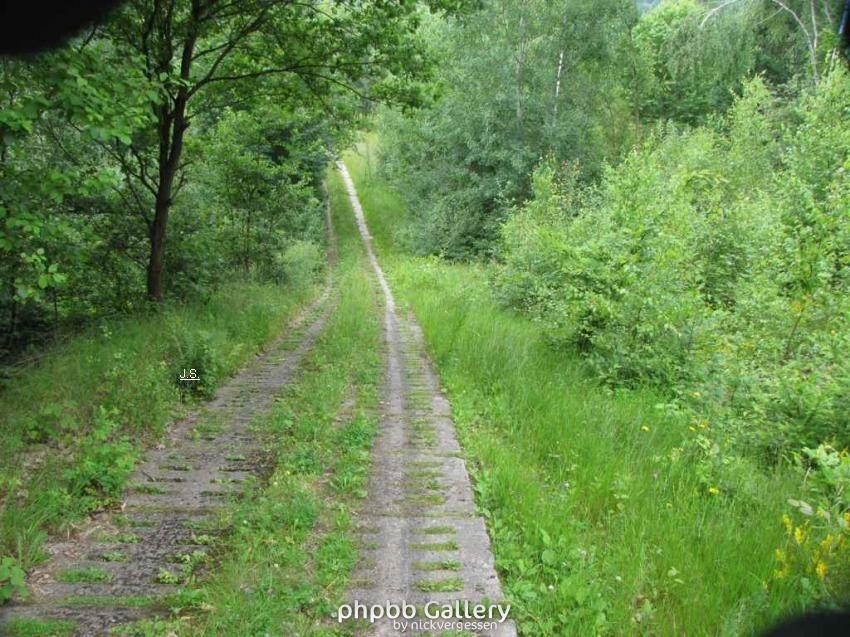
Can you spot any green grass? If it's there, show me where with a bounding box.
[155,569,179,586]
[61,595,163,608]
[410,541,459,552]
[0,277,319,577]
[56,567,112,583]
[138,168,383,636]
[414,577,463,592]
[418,525,455,535]
[3,617,77,636]
[413,560,461,571]
[343,144,813,636]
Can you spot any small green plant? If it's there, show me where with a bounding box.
[415,577,464,592]
[419,525,455,535]
[171,550,207,577]
[173,330,222,400]
[155,568,180,585]
[21,401,79,444]
[406,494,445,506]
[129,483,167,495]
[62,595,159,608]
[99,551,128,562]
[56,567,112,583]
[0,556,27,604]
[61,407,137,511]
[3,617,76,636]
[410,541,458,551]
[413,560,462,571]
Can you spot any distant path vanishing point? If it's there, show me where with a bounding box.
[337,161,516,637]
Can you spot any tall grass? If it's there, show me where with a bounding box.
[0,277,318,572]
[344,147,814,635]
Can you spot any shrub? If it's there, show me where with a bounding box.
[495,71,850,459]
[0,556,26,604]
[276,240,324,289]
[171,328,224,400]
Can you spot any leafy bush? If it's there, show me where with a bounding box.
[277,240,324,289]
[495,71,850,460]
[61,407,137,511]
[171,328,225,400]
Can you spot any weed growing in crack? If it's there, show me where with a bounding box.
[419,525,455,535]
[413,560,462,571]
[415,577,463,592]
[56,567,112,583]
[98,551,128,562]
[410,541,459,552]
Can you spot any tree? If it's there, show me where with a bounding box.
[700,0,842,85]
[631,0,757,124]
[378,0,636,258]
[198,106,328,277]
[103,0,446,300]
[0,45,156,349]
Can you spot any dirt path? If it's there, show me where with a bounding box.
[337,162,515,637]
[0,206,339,637]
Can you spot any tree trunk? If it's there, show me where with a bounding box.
[146,101,185,301]
[515,14,526,126]
[552,49,564,121]
[146,179,171,300]
[145,12,198,301]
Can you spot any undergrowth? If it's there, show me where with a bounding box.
[0,276,319,589]
[344,146,850,635]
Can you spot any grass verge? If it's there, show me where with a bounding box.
[0,275,321,585]
[343,144,821,636]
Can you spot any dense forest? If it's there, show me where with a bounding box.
[1,0,849,635]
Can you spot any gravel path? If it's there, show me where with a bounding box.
[337,162,516,637]
[0,204,338,637]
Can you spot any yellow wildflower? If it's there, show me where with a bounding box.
[782,514,792,534]
[773,549,789,580]
[708,486,720,496]
[794,526,807,545]
[816,561,828,580]
[641,426,650,432]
